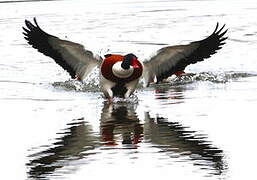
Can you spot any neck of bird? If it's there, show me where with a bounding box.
[112,62,133,78]
[121,59,130,70]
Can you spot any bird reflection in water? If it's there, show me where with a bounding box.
[144,113,226,175]
[100,102,143,147]
[27,102,226,179]
[26,118,99,179]
[152,80,191,107]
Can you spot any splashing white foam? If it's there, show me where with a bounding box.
[164,71,257,85]
[82,66,100,88]
[52,71,256,93]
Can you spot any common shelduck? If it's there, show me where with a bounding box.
[23,18,227,98]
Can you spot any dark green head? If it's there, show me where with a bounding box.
[121,53,138,70]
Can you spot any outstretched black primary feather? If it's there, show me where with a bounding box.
[143,23,228,84]
[23,18,77,78]
[23,18,100,79]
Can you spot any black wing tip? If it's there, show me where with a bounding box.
[24,17,39,29]
[33,17,39,27]
[209,22,228,49]
[213,22,228,37]
[24,17,37,22]
[213,22,219,33]
[22,17,52,40]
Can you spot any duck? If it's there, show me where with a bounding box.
[23,18,227,99]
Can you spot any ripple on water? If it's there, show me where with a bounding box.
[26,102,227,179]
[0,0,60,3]
[27,118,100,179]
[143,114,227,176]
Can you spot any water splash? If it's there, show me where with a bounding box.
[165,71,257,85]
[82,67,100,88]
[52,71,256,92]
[108,94,139,104]
[52,67,100,92]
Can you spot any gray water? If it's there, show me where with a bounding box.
[1,0,257,179]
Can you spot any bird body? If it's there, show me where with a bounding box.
[23,18,228,99]
[100,54,143,98]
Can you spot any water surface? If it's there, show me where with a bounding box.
[1,0,257,179]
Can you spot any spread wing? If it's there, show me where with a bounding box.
[23,18,102,80]
[143,23,228,85]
